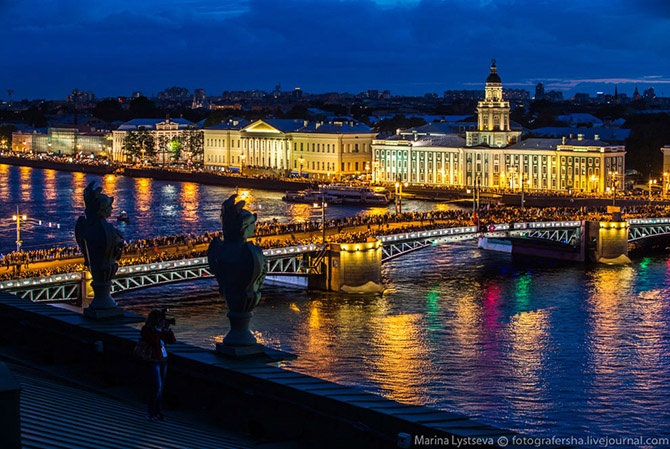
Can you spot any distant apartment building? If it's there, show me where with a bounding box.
[203,119,377,180]
[372,60,626,193]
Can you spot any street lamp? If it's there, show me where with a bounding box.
[395,181,405,214]
[313,195,328,243]
[12,206,27,252]
[298,157,305,178]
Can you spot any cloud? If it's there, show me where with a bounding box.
[1,0,669,99]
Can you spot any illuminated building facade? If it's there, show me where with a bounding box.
[111,118,195,162]
[12,128,112,157]
[466,59,522,148]
[372,61,626,193]
[203,119,376,180]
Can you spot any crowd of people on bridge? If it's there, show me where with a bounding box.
[2,204,670,283]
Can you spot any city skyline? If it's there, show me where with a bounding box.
[2,0,670,100]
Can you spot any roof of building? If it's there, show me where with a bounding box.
[556,113,604,126]
[206,119,251,130]
[412,134,466,147]
[507,138,562,150]
[242,119,374,134]
[261,119,308,133]
[560,137,615,147]
[117,118,195,131]
[302,121,374,134]
[406,122,475,135]
[529,127,630,142]
[486,60,502,84]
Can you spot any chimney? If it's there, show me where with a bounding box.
[304,120,309,127]
[413,130,418,141]
[594,134,600,141]
[562,136,566,144]
[577,134,584,141]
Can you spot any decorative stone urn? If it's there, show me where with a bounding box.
[75,182,125,319]
[207,194,267,356]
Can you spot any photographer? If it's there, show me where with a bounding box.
[140,308,176,421]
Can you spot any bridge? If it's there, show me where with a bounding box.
[2,217,670,302]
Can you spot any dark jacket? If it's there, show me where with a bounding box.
[140,325,176,362]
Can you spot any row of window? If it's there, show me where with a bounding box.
[204,138,370,154]
[294,142,367,153]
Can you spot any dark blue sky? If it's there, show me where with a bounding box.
[2,0,670,100]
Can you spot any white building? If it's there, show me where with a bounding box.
[372,61,626,193]
[111,118,196,163]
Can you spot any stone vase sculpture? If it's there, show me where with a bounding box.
[75,182,125,319]
[208,194,267,356]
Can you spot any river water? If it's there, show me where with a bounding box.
[1,164,669,446]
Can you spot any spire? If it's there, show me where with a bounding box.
[486,58,501,84]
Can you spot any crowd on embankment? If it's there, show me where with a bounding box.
[2,204,670,282]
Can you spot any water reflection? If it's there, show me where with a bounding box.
[114,244,670,444]
[505,310,551,422]
[0,164,8,202]
[3,164,670,443]
[368,312,432,405]
[19,166,32,204]
[43,169,57,202]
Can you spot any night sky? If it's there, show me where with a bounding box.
[2,0,670,100]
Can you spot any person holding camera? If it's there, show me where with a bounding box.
[140,308,176,421]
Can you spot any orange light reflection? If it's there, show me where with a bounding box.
[179,183,200,223]
[43,170,57,202]
[506,310,551,416]
[368,313,432,405]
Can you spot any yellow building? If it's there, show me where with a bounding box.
[203,119,376,180]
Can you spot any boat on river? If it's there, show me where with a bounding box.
[282,184,392,206]
[117,211,130,222]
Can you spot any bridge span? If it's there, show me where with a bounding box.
[2,217,670,301]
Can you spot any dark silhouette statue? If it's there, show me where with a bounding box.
[75,182,125,318]
[208,194,267,354]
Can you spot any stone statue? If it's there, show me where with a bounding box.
[207,194,267,355]
[75,181,125,318]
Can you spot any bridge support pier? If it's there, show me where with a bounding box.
[587,220,631,264]
[309,241,383,293]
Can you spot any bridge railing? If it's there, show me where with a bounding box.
[0,272,84,291]
[377,226,478,243]
[485,220,582,232]
[628,217,670,225]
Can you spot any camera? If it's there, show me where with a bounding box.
[161,308,176,326]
